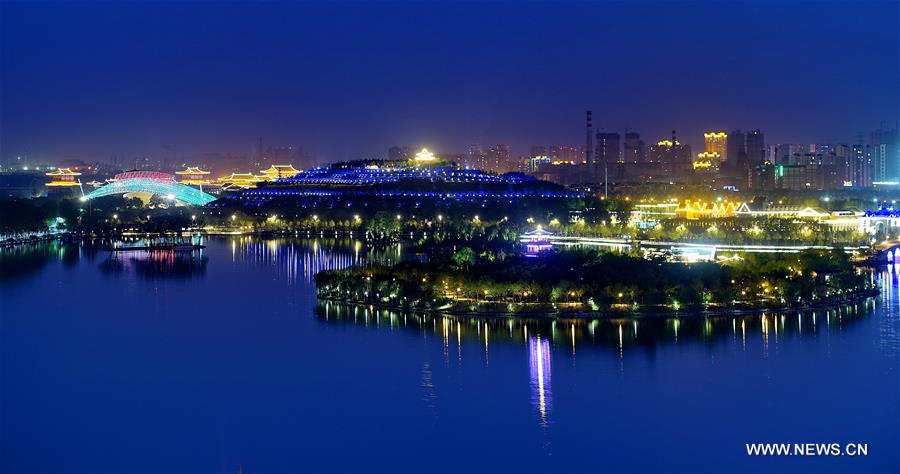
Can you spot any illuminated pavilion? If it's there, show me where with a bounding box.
[175,166,212,186]
[218,172,265,189]
[260,164,301,180]
[45,168,82,187]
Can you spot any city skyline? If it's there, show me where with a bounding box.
[2,1,898,164]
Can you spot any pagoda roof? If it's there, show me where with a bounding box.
[221,173,262,180]
[45,168,81,176]
[176,167,210,175]
[261,164,299,172]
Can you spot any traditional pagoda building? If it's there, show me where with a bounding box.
[45,168,82,188]
[218,172,264,189]
[175,166,212,186]
[259,164,300,181]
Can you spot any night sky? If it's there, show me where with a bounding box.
[1,1,898,164]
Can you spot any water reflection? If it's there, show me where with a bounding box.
[226,237,403,284]
[528,336,552,427]
[0,240,100,280]
[317,299,879,429]
[317,301,873,351]
[99,250,208,279]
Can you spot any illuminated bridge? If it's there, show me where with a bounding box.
[83,171,216,206]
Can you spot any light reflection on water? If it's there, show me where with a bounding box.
[228,236,403,283]
[315,297,881,429]
[2,237,898,472]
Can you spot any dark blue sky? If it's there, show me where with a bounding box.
[1,1,898,164]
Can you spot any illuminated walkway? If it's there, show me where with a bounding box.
[522,234,869,260]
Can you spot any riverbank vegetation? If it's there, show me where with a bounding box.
[0,192,873,250]
[315,248,875,315]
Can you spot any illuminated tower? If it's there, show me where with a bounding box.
[704,132,728,162]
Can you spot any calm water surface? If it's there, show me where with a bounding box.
[1,237,898,473]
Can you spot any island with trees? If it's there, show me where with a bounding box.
[315,247,877,316]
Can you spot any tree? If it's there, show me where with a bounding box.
[451,247,475,269]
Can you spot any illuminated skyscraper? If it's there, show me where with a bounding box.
[704,132,728,162]
[852,144,872,187]
[647,131,692,177]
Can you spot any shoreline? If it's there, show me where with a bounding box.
[317,288,880,320]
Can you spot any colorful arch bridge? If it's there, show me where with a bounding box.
[83,171,216,206]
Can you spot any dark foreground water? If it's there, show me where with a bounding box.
[1,237,898,473]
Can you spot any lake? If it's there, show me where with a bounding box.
[1,237,898,473]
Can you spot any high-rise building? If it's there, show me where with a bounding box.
[529,146,547,160]
[852,144,872,187]
[704,132,728,162]
[870,127,899,182]
[623,132,645,164]
[745,129,765,165]
[486,144,511,173]
[595,132,620,165]
[548,145,583,164]
[694,152,722,174]
[726,130,747,169]
[466,144,487,170]
[749,161,776,191]
[647,131,692,177]
[585,111,593,165]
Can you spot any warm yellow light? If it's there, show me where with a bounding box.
[414,148,436,162]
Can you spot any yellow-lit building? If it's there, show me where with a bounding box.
[260,164,300,180]
[676,199,749,219]
[704,132,728,161]
[413,148,437,163]
[45,168,82,187]
[175,166,212,186]
[219,172,264,189]
[693,151,722,171]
